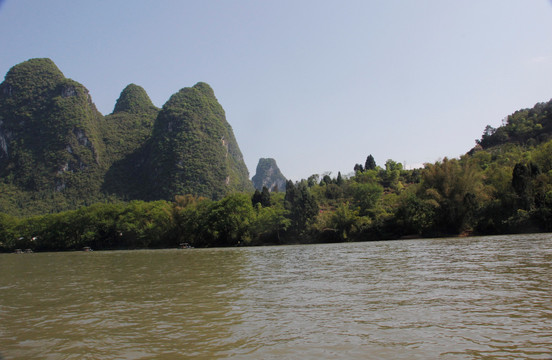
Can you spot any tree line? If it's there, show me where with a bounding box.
[2,135,552,252]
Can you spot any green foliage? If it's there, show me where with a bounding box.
[420,158,483,234]
[142,82,252,201]
[348,181,383,216]
[329,202,361,241]
[252,186,272,207]
[250,202,290,244]
[0,59,105,190]
[112,84,158,114]
[336,171,344,186]
[284,180,319,233]
[0,60,252,215]
[512,162,539,210]
[172,195,214,248]
[252,189,262,207]
[260,186,271,207]
[0,201,175,251]
[2,58,552,247]
[208,193,253,246]
[365,154,376,171]
[2,130,552,252]
[394,189,437,236]
[477,99,552,148]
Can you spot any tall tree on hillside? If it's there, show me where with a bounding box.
[336,172,344,186]
[260,186,271,207]
[252,189,262,207]
[365,155,376,171]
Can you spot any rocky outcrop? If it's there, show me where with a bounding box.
[252,158,287,191]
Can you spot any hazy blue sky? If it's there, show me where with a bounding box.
[1,1,552,181]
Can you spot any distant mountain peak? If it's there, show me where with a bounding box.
[192,82,216,97]
[112,83,157,114]
[252,158,287,191]
[1,58,65,100]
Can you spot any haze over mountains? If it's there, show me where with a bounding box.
[0,58,252,215]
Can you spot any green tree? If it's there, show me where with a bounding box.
[330,202,360,241]
[251,189,262,207]
[394,190,437,236]
[208,193,254,246]
[250,204,290,244]
[512,162,539,210]
[349,182,383,216]
[336,172,344,186]
[365,155,376,171]
[284,180,319,233]
[173,197,213,248]
[260,186,271,207]
[420,158,483,234]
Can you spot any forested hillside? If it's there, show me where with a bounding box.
[476,99,552,149]
[0,59,252,216]
[0,58,108,213]
[1,58,551,252]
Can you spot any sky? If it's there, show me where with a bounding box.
[1,1,552,181]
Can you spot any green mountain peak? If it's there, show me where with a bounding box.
[112,83,157,114]
[252,158,287,191]
[0,60,252,215]
[1,58,65,103]
[0,58,106,212]
[192,82,216,97]
[143,82,252,200]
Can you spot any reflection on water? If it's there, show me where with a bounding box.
[1,234,551,359]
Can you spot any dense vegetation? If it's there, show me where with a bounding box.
[0,59,252,216]
[476,99,552,149]
[139,82,252,200]
[2,129,552,252]
[1,58,551,252]
[0,58,108,213]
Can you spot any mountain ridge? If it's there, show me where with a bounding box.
[0,58,252,215]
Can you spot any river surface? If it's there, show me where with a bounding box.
[1,234,551,359]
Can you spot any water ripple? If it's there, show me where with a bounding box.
[0,235,551,359]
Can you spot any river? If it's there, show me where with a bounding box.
[0,233,551,359]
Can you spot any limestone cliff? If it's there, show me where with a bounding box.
[252,158,287,191]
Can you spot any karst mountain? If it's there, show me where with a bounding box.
[0,58,252,215]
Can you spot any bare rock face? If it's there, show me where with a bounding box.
[252,158,287,192]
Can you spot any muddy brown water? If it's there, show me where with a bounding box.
[1,234,551,359]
